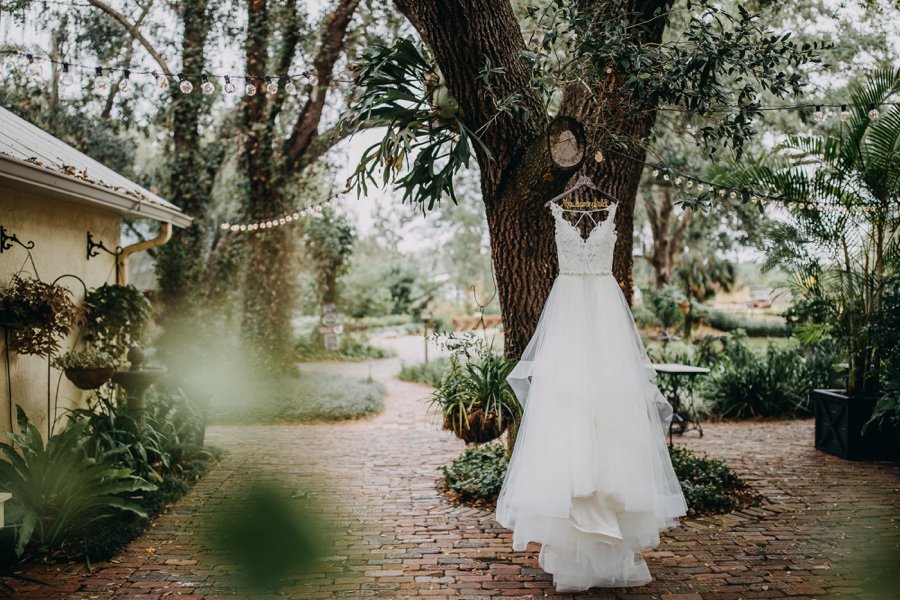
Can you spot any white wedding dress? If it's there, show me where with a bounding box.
[495,201,687,592]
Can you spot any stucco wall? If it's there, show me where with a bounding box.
[0,187,120,438]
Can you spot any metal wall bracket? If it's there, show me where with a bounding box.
[87,232,123,261]
[0,225,35,253]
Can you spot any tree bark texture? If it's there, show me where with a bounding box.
[394,0,669,358]
[156,0,211,317]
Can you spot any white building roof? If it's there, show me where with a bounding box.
[0,106,191,228]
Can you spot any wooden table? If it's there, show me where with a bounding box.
[653,363,710,447]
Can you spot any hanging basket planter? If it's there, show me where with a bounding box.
[64,366,117,390]
[443,405,514,445]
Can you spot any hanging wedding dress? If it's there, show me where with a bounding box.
[495,201,687,592]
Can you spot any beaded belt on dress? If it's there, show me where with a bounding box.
[559,270,612,276]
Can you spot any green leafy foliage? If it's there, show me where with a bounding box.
[440,441,508,504]
[428,334,521,444]
[342,37,490,210]
[0,407,154,559]
[52,348,120,370]
[83,284,152,358]
[399,357,451,387]
[644,285,687,332]
[0,275,79,357]
[729,67,900,395]
[211,372,385,424]
[668,445,760,517]
[703,309,788,338]
[702,336,841,419]
[294,333,392,362]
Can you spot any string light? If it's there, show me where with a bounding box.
[94,66,110,92]
[284,78,297,94]
[178,72,193,94]
[840,104,850,121]
[244,80,257,96]
[152,70,169,90]
[814,105,824,122]
[118,69,133,92]
[224,75,236,94]
[26,53,43,78]
[868,104,880,121]
[265,77,278,95]
[60,62,75,86]
[201,74,215,95]
[219,195,340,232]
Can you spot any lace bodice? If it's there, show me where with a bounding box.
[550,202,617,276]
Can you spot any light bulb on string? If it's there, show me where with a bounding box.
[26,54,43,78]
[662,173,670,182]
[814,105,824,122]
[284,78,297,94]
[717,189,726,197]
[94,66,110,93]
[651,169,659,177]
[302,70,318,86]
[729,191,737,199]
[265,77,278,95]
[674,177,683,186]
[224,75,236,94]
[201,74,215,95]
[245,80,257,96]
[840,105,850,122]
[118,69,133,92]
[178,73,193,94]
[152,70,169,90]
[868,104,880,121]
[685,180,693,189]
[60,62,75,86]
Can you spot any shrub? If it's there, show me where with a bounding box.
[702,336,840,419]
[632,303,660,329]
[704,309,788,337]
[644,285,686,332]
[0,408,154,559]
[211,372,386,424]
[294,332,393,362]
[439,441,508,504]
[0,275,79,356]
[399,357,450,387]
[669,445,760,517]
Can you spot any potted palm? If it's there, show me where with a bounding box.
[52,349,120,390]
[428,334,522,446]
[732,67,900,460]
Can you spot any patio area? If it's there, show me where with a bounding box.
[7,355,899,599]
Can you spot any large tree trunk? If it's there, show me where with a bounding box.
[395,0,669,357]
[156,0,211,328]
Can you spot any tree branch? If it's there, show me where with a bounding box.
[283,0,360,171]
[87,0,173,77]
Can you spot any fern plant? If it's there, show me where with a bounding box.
[730,67,900,396]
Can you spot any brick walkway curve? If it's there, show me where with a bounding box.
[8,355,900,599]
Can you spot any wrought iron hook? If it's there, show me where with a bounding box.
[86,232,123,260]
[0,225,35,253]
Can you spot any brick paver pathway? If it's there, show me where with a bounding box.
[8,356,900,599]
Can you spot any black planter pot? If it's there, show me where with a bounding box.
[813,389,899,461]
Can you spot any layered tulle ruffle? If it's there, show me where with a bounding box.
[495,274,687,592]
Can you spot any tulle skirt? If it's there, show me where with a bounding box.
[495,274,687,592]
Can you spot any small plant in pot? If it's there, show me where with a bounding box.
[53,349,120,390]
[0,274,79,356]
[428,333,522,445]
[82,283,152,357]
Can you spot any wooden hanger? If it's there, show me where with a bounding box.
[545,175,619,211]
